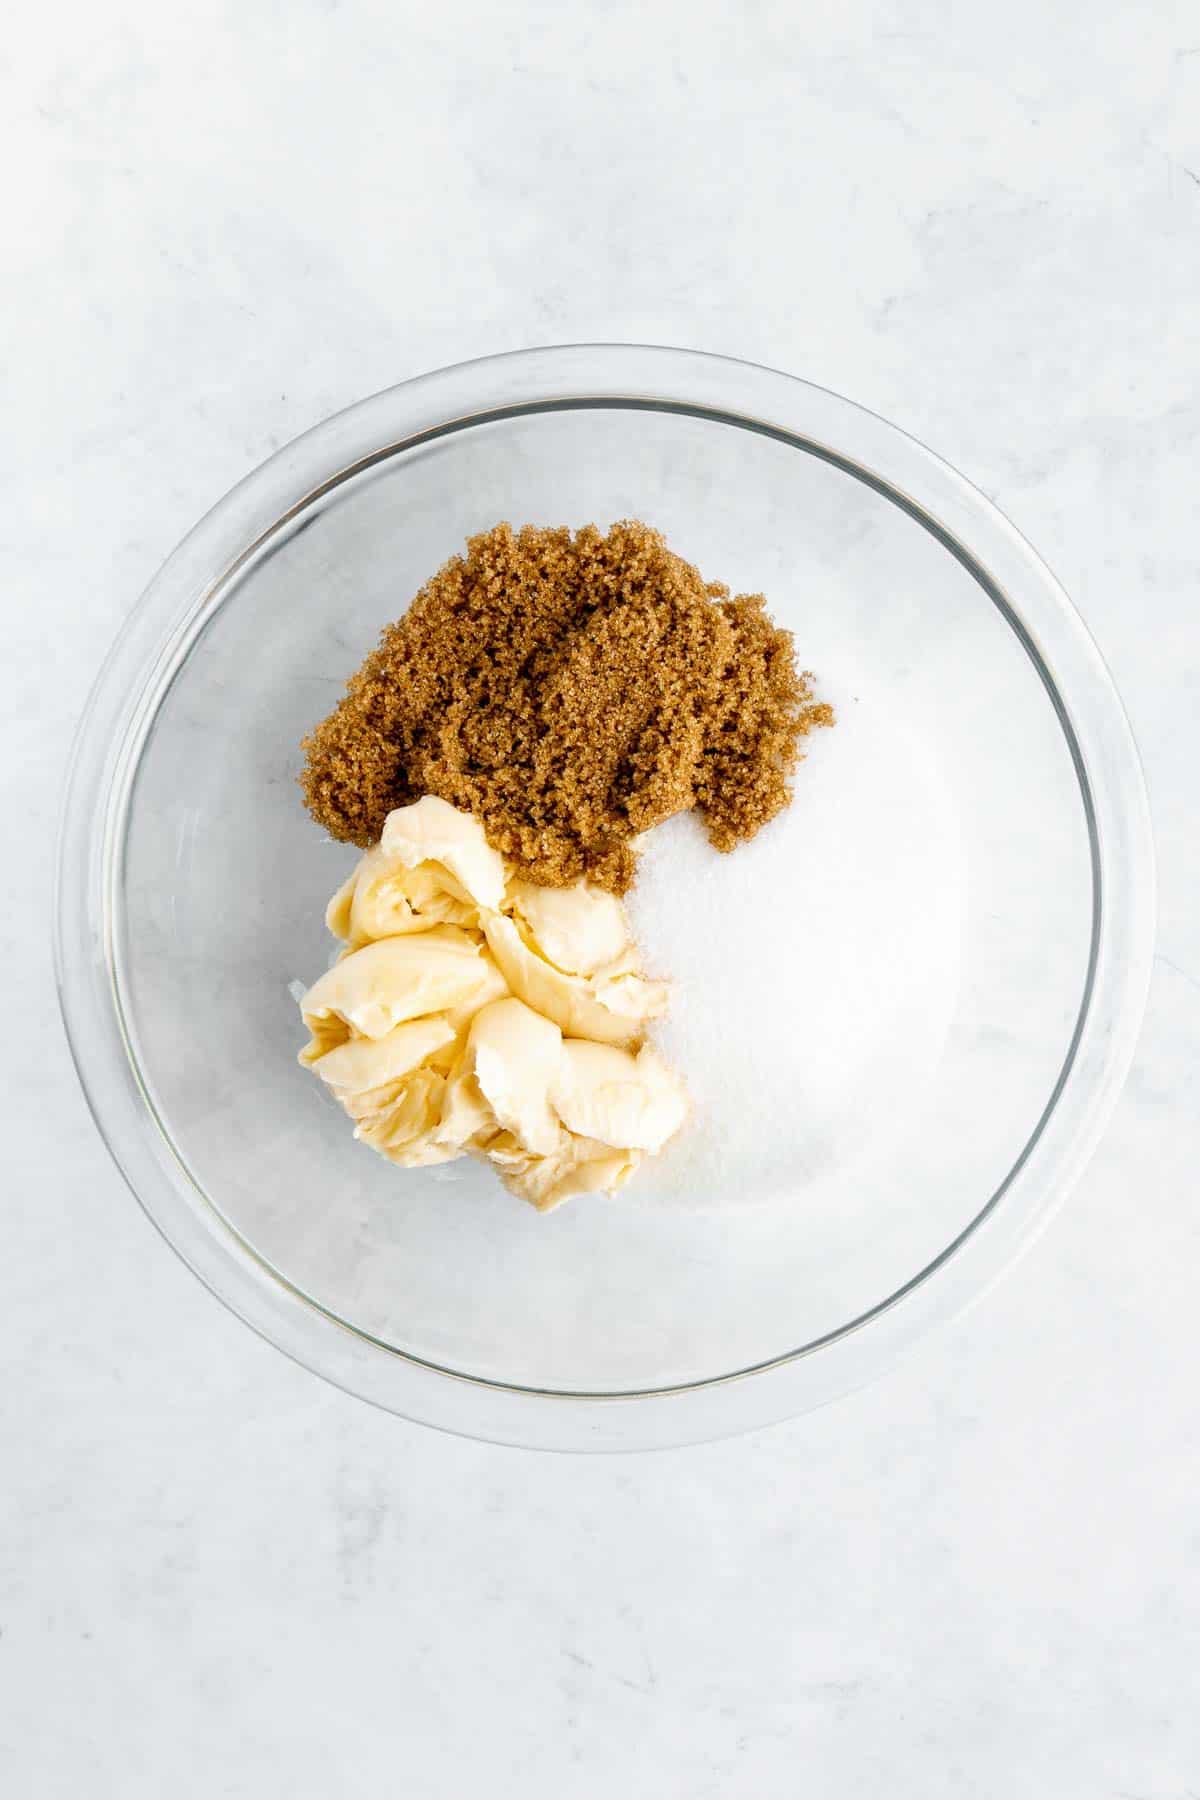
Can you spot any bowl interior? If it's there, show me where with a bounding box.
[116,403,1093,1392]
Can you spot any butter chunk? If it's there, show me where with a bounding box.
[309,1016,457,1122]
[327,846,478,944]
[440,997,563,1159]
[380,794,508,913]
[482,914,667,1050]
[507,878,631,976]
[551,1040,689,1155]
[300,925,491,1049]
[298,798,688,1208]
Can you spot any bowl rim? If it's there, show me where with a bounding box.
[54,343,1156,1450]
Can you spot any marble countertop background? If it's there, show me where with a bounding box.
[4,2,1198,1793]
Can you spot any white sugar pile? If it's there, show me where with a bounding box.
[291,678,964,1216]
[626,675,966,1213]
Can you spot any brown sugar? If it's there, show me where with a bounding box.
[300,521,833,894]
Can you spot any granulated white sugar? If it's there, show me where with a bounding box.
[625,674,965,1213]
[291,676,964,1215]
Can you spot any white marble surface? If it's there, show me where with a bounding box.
[4,2,1199,1792]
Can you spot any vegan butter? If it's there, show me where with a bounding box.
[299,797,687,1210]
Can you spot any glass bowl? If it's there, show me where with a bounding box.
[55,346,1154,1450]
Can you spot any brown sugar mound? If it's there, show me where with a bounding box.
[300,521,833,894]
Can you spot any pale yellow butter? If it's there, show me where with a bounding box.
[298,798,688,1208]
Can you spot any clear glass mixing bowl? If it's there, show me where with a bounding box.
[55,346,1154,1449]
